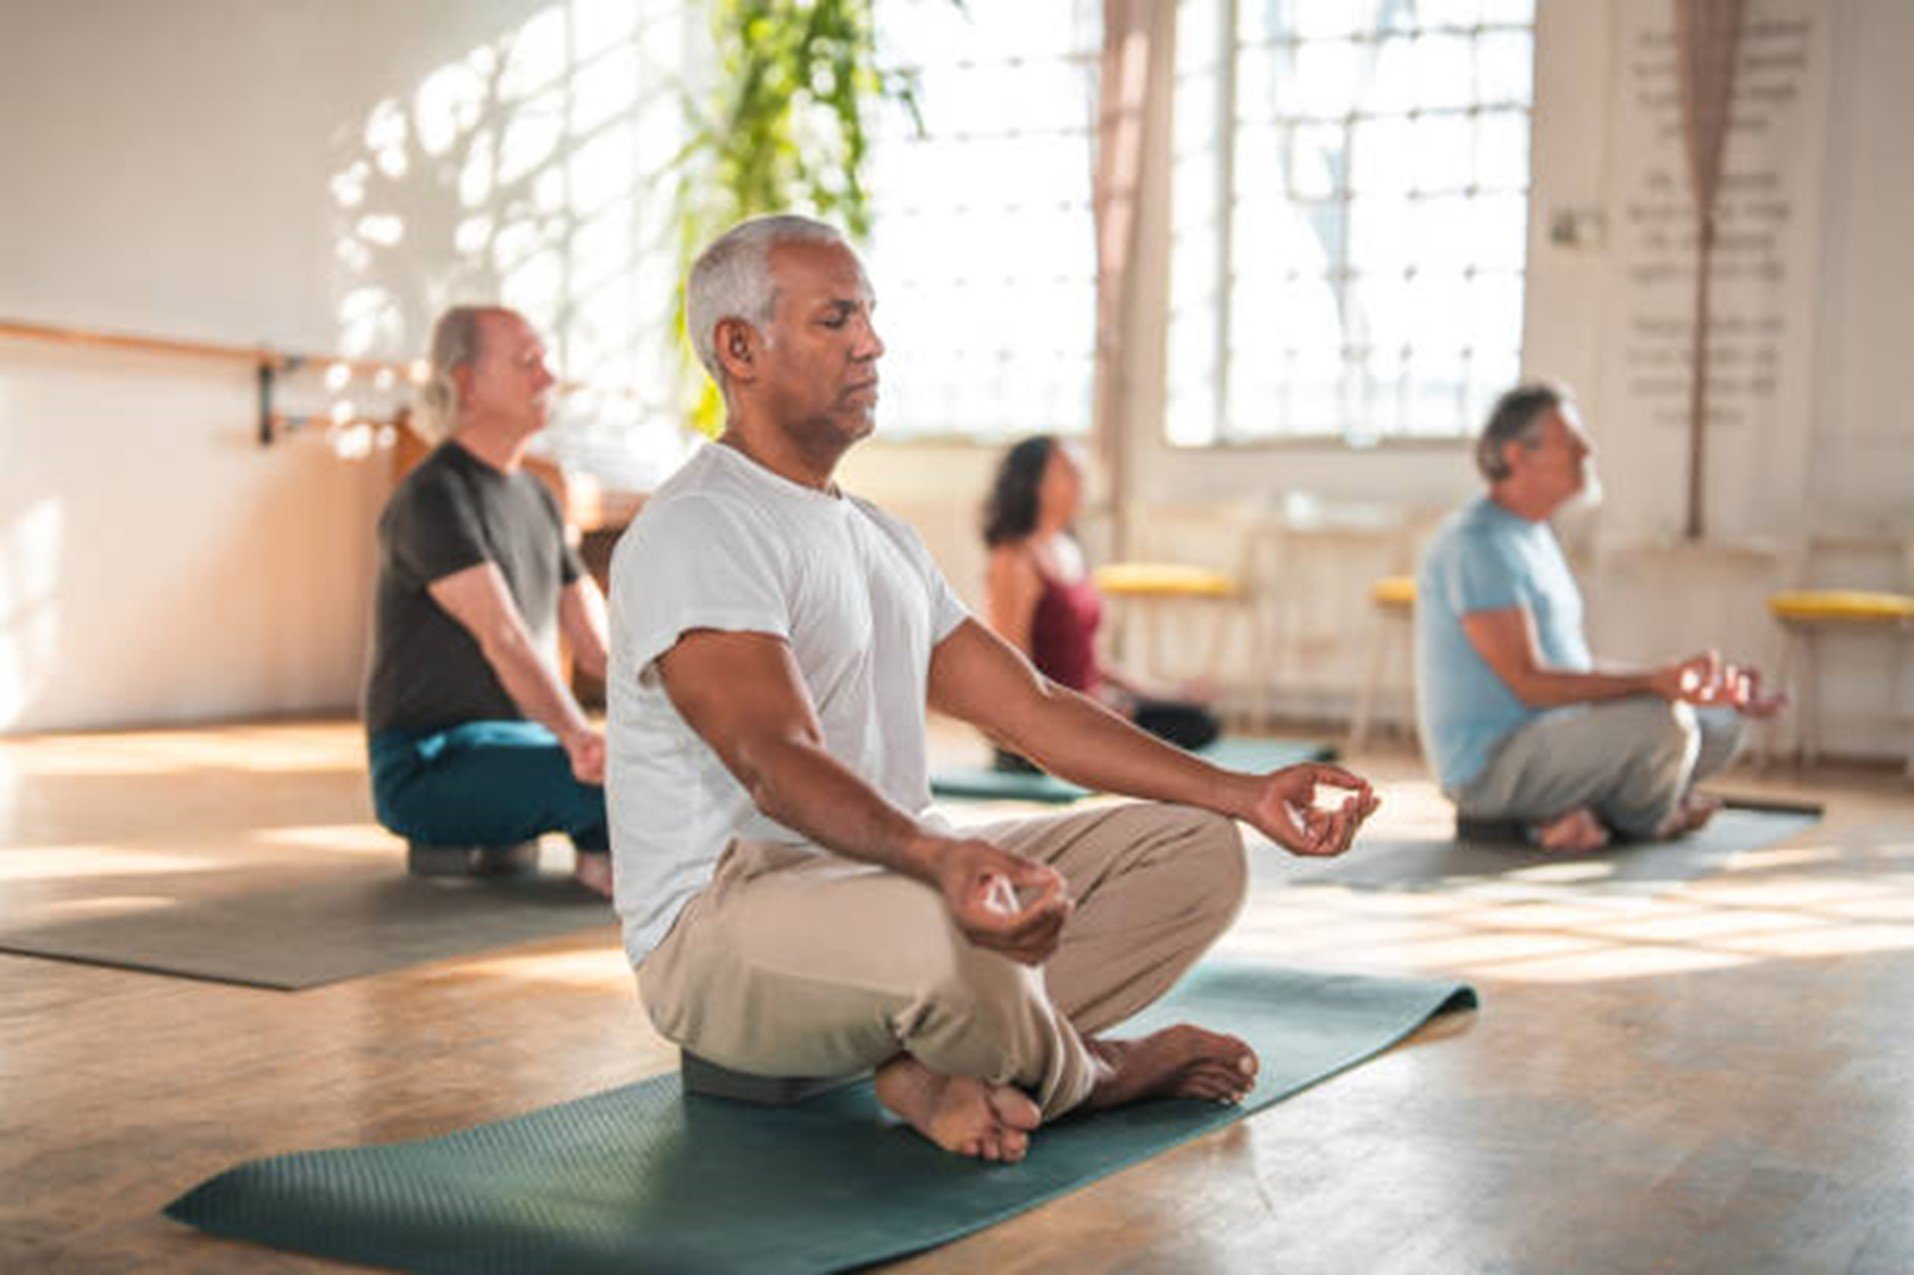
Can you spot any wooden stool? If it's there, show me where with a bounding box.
[1349,575,1417,752]
[1092,561,1243,691]
[679,1051,864,1105]
[405,840,541,878]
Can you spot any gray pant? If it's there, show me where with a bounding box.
[1453,698,1744,838]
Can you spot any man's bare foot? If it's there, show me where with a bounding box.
[1654,792,1723,840]
[1083,1024,1259,1110]
[874,1056,1042,1163]
[1531,806,1610,854]
[572,851,614,898]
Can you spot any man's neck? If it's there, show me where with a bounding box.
[718,426,842,493]
[1487,482,1557,523]
[451,421,530,473]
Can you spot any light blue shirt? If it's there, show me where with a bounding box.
[1415,496,1593,791]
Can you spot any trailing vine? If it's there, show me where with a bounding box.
[671,0,944,433]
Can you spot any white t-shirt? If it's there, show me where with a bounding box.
[605,442,970,964]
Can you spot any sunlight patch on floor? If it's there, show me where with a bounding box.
[1494,942,1756,982]
[255,824,406,855]
[0,846,221,882]
[38,893,185,919]
[457,945,632,988]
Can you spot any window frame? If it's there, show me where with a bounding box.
[1167,0,1537,452]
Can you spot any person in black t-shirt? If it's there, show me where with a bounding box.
[363,306,613,896]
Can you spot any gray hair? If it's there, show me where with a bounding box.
[685,214,848,382]
[416,305,499,440]
[1475,382,1567,481]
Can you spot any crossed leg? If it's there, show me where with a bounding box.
[637,802,1255,1162]
[1456,698,1749,850]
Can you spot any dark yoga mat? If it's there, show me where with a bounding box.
[932,735,1338,804]
[0,862,613,990]
[166,962,1476,1273]
[1271,798,1822,895]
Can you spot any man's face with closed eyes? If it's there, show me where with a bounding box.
[755,238,886,457]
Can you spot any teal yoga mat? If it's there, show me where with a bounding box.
[931,735,1338,804]
[166,962,1475,1273]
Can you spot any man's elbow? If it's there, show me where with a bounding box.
[987,677,1075,755]
[1501,674,1552,708]
[730,734,816,826]
[476,623,535,670]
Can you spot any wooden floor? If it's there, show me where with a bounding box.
[2,719,1910,1273]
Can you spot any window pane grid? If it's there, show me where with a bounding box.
[1171,0,1534,446]
[1233,22,1533,54]
[865,0,1100,442]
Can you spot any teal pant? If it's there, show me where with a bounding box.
[368,721,608,853]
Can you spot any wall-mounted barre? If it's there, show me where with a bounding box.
[0,317,647,447]
[0,317,419,446]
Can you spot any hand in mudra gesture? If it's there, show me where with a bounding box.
[934,838,1073,965]
[1245,763,1380,858]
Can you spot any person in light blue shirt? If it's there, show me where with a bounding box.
[1415,384,1784,852]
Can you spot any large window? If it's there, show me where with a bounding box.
[329,0,702,486]
[864,0,1101,441]
[1168,0,1535,446]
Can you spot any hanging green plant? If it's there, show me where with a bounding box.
[671,0,948,436]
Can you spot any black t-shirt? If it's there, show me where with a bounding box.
[362,441,584,735]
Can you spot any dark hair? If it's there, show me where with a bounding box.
[1476,382,1566,481]
[982,435,1059,547]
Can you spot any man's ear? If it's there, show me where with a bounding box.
[449,362,476,410]
[714,318,757,383]
[1500,437,1525,477]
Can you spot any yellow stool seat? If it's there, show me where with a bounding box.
[1351,576,1418,750]
[1094,562,1239,599]
[1767,590,1914,625]
[1370,575,1417,609]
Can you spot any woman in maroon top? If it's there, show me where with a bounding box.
[982,436,1220,773]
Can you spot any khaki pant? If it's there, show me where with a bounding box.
[1454,699,1744,837]
[637,801,1247,1120]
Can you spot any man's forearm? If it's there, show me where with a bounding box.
[559,587,611,682]
[482,633,593,744]
[737,737,946,883]
[1508,667,1657,709]
[570,644,608,683]
[996,685,1252,818]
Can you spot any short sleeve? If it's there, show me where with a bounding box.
[611,493,795,680]
[383,470,489,586]
[925,555,970,642]
[1441,526,1526,617]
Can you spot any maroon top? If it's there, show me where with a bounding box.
[1030,571,1104,693]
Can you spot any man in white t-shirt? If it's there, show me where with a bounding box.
[607,214,1379,1164]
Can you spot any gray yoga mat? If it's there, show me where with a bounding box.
[931,735,1337,804]
[165,961,1477,1273]
[0,863,613,990]
[1272,798,1821,895]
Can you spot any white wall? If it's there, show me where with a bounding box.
[1550,0,1913,756]
[0,0,553,731]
